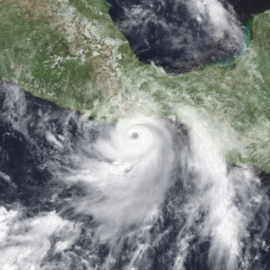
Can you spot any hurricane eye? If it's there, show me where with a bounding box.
[131,132,139,139]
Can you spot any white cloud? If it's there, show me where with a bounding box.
[113,0,245,72]
[173,130,269,270]
[0,208,80,270]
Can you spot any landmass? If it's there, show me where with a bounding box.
[0,0,270,172]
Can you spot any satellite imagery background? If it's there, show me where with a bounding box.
[1,0,270,269]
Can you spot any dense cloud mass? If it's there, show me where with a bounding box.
[1,80,270,269]
[105,0,270,73]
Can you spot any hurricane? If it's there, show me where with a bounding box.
[59,117,175,238]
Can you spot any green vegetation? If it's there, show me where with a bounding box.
[0,0,121,110]
[0,0,270,171]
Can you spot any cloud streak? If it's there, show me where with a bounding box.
[106,0,270,73]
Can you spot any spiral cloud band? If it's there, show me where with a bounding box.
[61,117,175,237]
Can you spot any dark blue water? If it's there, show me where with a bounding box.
[226,0,270,20]
[106,0,270,74]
